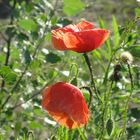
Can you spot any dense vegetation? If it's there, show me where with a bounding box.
[0,0,140,139]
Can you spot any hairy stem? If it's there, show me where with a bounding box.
[100,81,113,139]
[80,86,93,108]
[120,63,133,139]
[83,53,102,102]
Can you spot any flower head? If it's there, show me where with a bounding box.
[41,82,89,129]
[120,51,133,64]
[52,21,110,53]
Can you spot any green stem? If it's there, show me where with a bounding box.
[83,53,102,103]
[120,63,133,139]
[80,86,93,108]
[100,81,113,139]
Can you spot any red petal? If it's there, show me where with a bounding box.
[64,29,110,53]
[41,82,89,129]
[76,21,94,31]
[51,21,94,51]
[51,29,68,50]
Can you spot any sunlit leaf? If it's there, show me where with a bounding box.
[63,0,85,16]
[18,19,38,32]
[0,66,17,84]
[112,16,120,48]
[135,8,140,17]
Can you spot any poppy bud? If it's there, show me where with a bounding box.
[114,64,122,72]
[110,72,122,82]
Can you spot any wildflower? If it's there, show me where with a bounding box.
[52,21,110,53]
[120,51,133,64]
[41,82,89,129]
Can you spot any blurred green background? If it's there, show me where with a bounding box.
[0,0,140,140]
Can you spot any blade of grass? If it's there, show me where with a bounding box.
[112,16,120,48]
[64,129,69,140]
[77,128,87,140]
[99,17,111,59]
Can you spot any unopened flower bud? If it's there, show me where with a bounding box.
[110,72,122,82]
[114,64,122,71]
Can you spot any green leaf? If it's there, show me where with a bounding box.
[29,121,42,129]
[47,70,58,79]
[112,16,120,48]
[45,32,52,42]
[24,48,31,64]
[92,50,101,60]
[63,0,85,16]
[125,45,140,58]
[18,19,38,32]
[135,8,140,17]
[99,18,111,57]
[30,60,41,71]
[83,91,90,103]
[106,118,114,136]
[70,77,78,86]
[0,66,17,84]
[46,52,61,63]
[15,122,22,132]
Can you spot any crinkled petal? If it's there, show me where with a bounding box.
[76,21,94,31]
[63,29,110,53]
[51,21,94,51]
[41,82,89,129]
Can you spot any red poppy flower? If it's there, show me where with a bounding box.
[52,21,110,53]
[41,82,89,129]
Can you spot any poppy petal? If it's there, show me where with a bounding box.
[41,82,89,129]
[51,25,78,50]
[51,29,68,50]
[51,21,94,51]
[63,29,110,53]
[76,21,94,31]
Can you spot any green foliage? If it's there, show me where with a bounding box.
[18,19,39,32]
[135,8,140,18]
[0,0,140,140]
[46,52,61,63]
[0,66,17,84]
[112,16,120,48]
[126,45,140,58]
[106,118,114,136]
[63,0,85,16]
